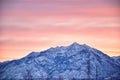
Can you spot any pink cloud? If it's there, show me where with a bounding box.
[0,0,120,61]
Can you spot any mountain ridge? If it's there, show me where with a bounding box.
[0,42,120,80]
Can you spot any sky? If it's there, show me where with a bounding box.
[0,0,120,62]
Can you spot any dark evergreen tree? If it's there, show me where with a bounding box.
[23,70,32,80]
[95,63,98,80]
[87,54,91,79]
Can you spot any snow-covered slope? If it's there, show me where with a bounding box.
[112,56,120,65]
[0,42,120,80]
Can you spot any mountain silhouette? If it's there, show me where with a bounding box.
[0,42,120,80]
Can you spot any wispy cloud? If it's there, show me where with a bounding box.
[0,0,120,61]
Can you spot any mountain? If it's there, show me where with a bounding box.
[0,42,120,80]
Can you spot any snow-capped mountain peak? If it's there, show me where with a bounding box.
[0,42,120,80]
[70,42,80,46]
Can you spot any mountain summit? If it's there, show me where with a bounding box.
[0,42,120,80]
